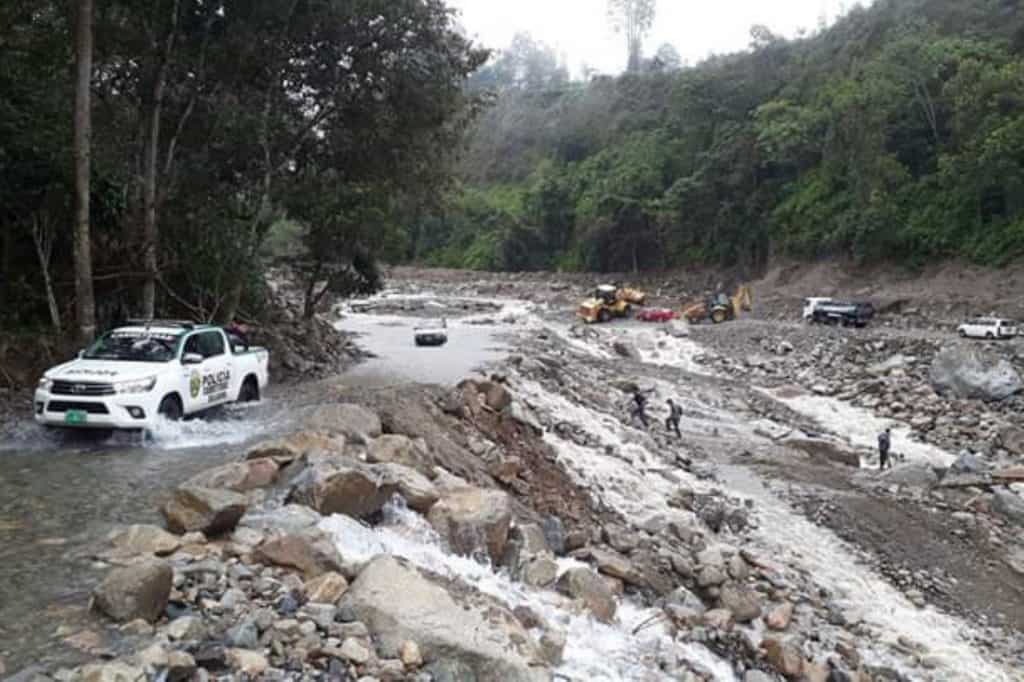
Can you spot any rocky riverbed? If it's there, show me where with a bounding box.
[4,271,1024,682]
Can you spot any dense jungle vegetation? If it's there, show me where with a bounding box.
[415,0,1024,274]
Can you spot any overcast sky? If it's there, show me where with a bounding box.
[448,0,865,75]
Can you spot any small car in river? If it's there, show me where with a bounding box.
[34,320,269,431]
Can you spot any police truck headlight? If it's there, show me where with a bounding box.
[115,377,157,394]
[38,377,53,392]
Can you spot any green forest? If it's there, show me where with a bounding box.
[418,0,1024,274]
[3,0,1024,339]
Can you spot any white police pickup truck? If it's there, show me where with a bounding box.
[34,320,269,431]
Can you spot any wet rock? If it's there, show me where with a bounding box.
[161,485,248,536]
[247,431,345,464]
[80,662,146,682]
[366,434,427,470]
[186,459,279,493]
[762,636,804,677]
[718,583,763,623]
[783,437,861,468]
[697,565,728,588]
[556,567,617,623]
[458,379,513,413]
[288,462,397,519]
[306,571,350,604]
[108,525,182,557]
[578,547,645,587]
[342,555,546,680]
[998,425,1024,455]
[303,403,383,443]
[400,640,423,669]
[883,462,939,489]
[929,346,1022,401]
[225,649,269,676]
[253,530,346,578]
[377,463,439,513]
[521,556,560,588]
[992,489,1024,526]
[612,341,641,361]
[765,602,794,631]
[226,619,260,649]
[702,608,734,630]
[91,561,172,623]
[427,487,512,563]
[539,628,567,666]
[340,637,371,664]
[239,504,320,535]
[165,615,206,641]
[540,516,566,556]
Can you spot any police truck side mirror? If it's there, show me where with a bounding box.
[182,352,203,365]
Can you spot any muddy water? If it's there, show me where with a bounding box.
[0,299,510,674]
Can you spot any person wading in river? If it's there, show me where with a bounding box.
[665,398,683,438]
[878,427,892,471]
[630,388,654,428]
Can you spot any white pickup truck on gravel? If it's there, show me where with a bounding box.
[34,321,269,431]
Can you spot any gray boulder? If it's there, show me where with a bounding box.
[287,462,397,519]
[883,462,939,489]
[238,504,321,535]
[993,490,1024,526]
[92,561,172,623]
[161,485,248,535]
[427,487,512,563]
[556,567,617,623]
[302,403,382,443]
[949,451,987,476]
[929,346,1023,401]
[341,556,549,681]
[718,583,764,623]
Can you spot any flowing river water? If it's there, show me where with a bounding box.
[0,290,1019,680]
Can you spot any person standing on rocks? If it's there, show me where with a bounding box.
[665,398,683,438]
[630,388,653,428]
[878,427,892,471]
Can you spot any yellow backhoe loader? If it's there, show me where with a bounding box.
[576,284,647,324]
[682,285,752,324]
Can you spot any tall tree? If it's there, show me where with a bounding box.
[72,0,96,341]
[607,0,656,72]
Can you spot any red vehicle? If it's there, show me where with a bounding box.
[637,308,677,322]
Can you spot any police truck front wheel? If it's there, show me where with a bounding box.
[157,395,183,421]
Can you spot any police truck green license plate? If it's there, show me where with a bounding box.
[64,410,87,425]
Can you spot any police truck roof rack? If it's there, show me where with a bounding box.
[124,318,197,330]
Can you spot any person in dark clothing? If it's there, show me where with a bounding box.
[630,388,653,427]
[665,398,682,438]
[878,427,892,470]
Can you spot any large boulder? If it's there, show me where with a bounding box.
[108,525,181,557]
[929,346,1023,401]
[556,567,617,623]
[366,434,429,470]
[883,462,939,489]
[341,556,549,681]
[992,490,1024,526]
[246,431,346,464]
[718,583,764,623]
[612,341,641,361]
[287,462,397,519]
[427,487,512,563]
[783,437,861,468]
[92,561,172,623]
[302,403,382,443]
[377,463,439,513]
[999,425,1024,455]
[186,459,279,493]
[161,486,248,535]
[238,504,321,535]
[253,530,346,578]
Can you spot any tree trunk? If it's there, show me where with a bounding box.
[73,0,96,343]
[32,215,62,334]
[140,0,181,318]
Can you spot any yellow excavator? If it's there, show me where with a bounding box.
[682,284,752,324]
[576,284,647,324]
